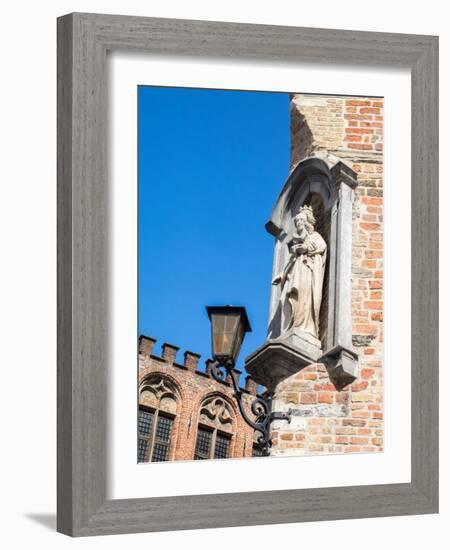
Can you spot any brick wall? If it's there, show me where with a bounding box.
[271,94,384,456]
[138,336,258,461]
[290,94,383,168]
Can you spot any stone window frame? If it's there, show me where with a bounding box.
[193,423,232,460]
[138,404,175,463]
[138,372,182,462]
[193,392,238,460]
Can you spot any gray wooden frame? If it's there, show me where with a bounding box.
[57,12,439,537]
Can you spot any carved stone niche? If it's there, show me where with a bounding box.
[199,395,234,433]
[139,374,178,414]
[245,157,358,391]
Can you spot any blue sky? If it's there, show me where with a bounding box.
[138,86,290,376]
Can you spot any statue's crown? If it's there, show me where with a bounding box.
[296,204,316,227]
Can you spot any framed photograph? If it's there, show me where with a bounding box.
[57,13,438,536]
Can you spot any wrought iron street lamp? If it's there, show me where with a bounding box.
[206,305,291,456]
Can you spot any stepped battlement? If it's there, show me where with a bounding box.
[138,335,258,395]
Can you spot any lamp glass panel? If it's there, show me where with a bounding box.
[231,318,245,362]
[211,312,240,359]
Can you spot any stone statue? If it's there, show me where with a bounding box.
[272,205,327,340]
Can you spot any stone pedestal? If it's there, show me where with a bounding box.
[245,335,358,392]
[282,329,322,357]
[245,335,322,392]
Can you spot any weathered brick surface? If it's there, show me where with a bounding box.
[138,337,257,461]
[271,94,384,457]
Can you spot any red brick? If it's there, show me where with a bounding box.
[360,107,381,114]
[352,411,370,418]
[365,249,383,259]
[361,197,383,206]
[367,206,382,214]
[352,381,369,392]
[346,100,371,106]
[360,222,381,231]
[361,368,375,379]
[360,121,383,128]
[318,392,334,404]
[345,127,374,134]
[351,436,369,445]
[343,419,366,427]
[308,444,325,452]
[285,392,300,404]
[348,143,373,150]
[345,134,362,142]
[361,259,377,269]
[354,324,377,335]
[345,446,362,453]
[301,392,318,404]
[364,301,383,310]
[344,113,372,121]
[314,383,336,391]
[369,280,383,289]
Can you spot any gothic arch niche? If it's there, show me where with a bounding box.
[138,373,181,463]
[266,158,335,350]
[139,373,179,415]
[198,394,234,433]
[246,157,359,390]
[266,158,333,344]
[193,393,236,460]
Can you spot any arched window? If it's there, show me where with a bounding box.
[194,395,234,460]
[138,374,178,463]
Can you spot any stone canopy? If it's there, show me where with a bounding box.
[245,156,358,391]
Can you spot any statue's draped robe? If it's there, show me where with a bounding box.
[280,231,327,339]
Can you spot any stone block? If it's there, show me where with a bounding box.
[320,345,358,389]
[245,337,321,391]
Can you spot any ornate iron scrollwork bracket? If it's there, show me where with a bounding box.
[210,359,291,456]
